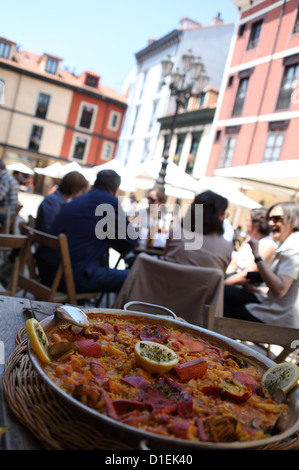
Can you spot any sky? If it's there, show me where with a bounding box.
[1,0,239,92]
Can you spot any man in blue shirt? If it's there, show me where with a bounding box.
[36,169,137,294]
[35,171,89,233]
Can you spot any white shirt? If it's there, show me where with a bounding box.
[247,231,299,327]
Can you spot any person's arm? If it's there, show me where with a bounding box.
[248,238,294,298]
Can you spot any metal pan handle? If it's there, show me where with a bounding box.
[123,301,177,320]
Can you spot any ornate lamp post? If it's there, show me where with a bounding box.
[156,50,209,189]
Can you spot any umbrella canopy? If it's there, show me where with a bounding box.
[34,162,64,178]
[132,160,199,193]
[214,160,299,198]
[7,162,34,175]
[197,176,261,209]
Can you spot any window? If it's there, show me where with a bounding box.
[293,7,299,33]
[173,134,185,165]
[85,74,98,88]
[141,139,150,163]
[218,126,240,168]
[73,136,87,160]
[263,134,284,162]
[276,56,299,110]
[28,125,43,151]
[148,101,158,132]
[238,24,246,38]
[186,133,201,174]
[263,121,288,162]
[79,105,94,129]
[227,76,234,88]
[45,58,58,74]
[35,93,50,119]
[131,106,140,134]
[108,111,121,131]
[232,69,253,116]
[139,71,147,99]
[247,20,263,50]
[101,141,114,160]
[0,41,10,59]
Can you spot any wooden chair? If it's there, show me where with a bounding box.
[17,226,99,305]
[0,205,23,234]
[203,305,299,363]
[0,234,27,296]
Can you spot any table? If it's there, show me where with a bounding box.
[0,295,60,450]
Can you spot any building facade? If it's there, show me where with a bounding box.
[206,0,299,184]
[115,16,234,176]
[0,37,127,174]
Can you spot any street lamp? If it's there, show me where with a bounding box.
[156,50,209,189]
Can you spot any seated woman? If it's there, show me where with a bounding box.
[164,190,233,273]
[224,201,299,327]
[35,171,89,233]
[225,207,277,286]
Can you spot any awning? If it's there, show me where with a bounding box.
[214,160,299,198]
[197,176,261,209]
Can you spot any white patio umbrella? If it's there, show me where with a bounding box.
[7,162,34,175]
[34,162,64,178]
[131,160,199,193]
[197,176,261,209]
[214,160,299,198]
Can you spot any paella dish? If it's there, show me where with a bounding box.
[27,313,294,445]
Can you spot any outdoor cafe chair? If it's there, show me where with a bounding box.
[0,234,27,297]
[17,225,99,305]
[203,305,299,363]
[114,253,224,326]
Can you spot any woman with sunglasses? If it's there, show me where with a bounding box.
[224,201,299,327]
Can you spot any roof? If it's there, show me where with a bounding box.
[0,44,127,106]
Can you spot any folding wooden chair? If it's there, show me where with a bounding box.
[0,205,23,234]
[0,234,27,296]
[203,305,299,363]
[18,226,99,305]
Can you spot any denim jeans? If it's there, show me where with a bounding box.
[75,266,130,294]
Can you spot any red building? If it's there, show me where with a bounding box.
[61,71,127,167]
[206,0,299,193]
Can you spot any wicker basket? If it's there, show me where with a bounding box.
[3,328,299,450]
[2,327,134,450]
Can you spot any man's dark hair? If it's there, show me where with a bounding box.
[0,160,6,170]
[93,169,121,194]
[58,171,88,196]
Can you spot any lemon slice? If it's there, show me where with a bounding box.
[134,340,179,374]
[0,425,8,436]
[262,362,299,393]
[26,318,51,364]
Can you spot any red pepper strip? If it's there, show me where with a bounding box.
[173,358,208,383]
[74,338,103,358]
[100,388,118,420]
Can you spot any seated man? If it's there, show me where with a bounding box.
[36,169,137,294]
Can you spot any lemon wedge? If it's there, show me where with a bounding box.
[262,362,299,393]
[0,425,7,436]
[134,340,179,374]
[26,318,51,364]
